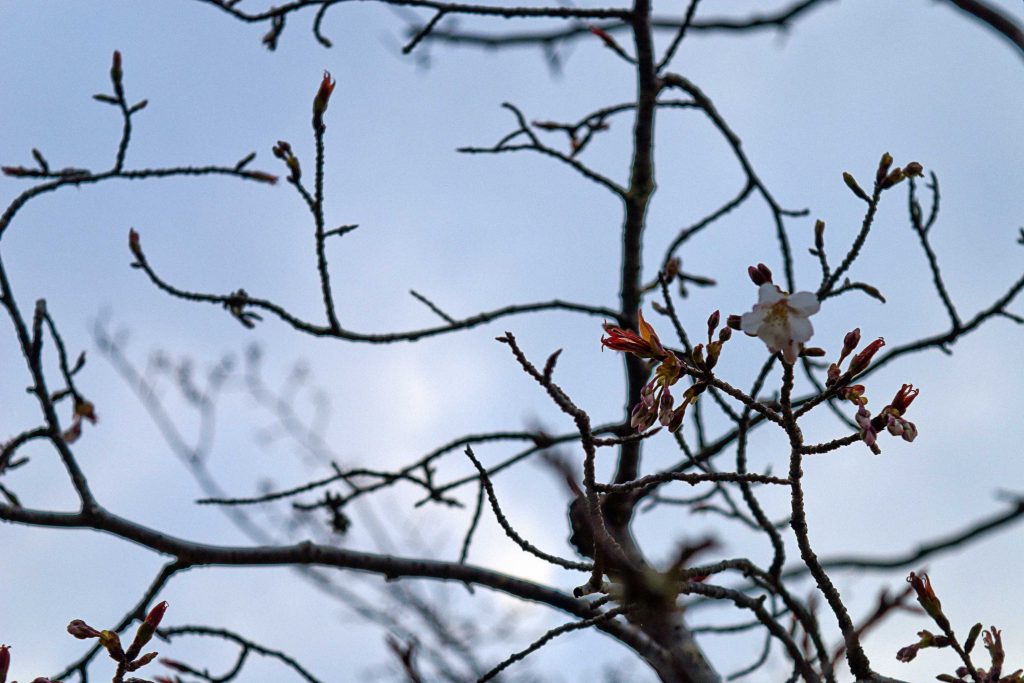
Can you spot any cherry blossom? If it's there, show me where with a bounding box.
[740,283,820,364]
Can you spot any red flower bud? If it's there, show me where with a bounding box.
[841,328,861,361]
[145,601,168,629]
[159,659,192,678]
[128,228,142,260]
[747,263,773,286]
[126,600,169,660]
[706,309,720,338]
[111,51,123,85]
[907,572,945,624]
[726,314,742,331]
[588,25,617,49]
[890,383,919,414]
[849,337,884,376]
[312,71,336,122]
[601,310,667,360]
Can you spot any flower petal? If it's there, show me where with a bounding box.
[756,316,791,352]
[757,283,784,305]
[788,315,814,345]
[741,310,766,336]
[788,291,820,316]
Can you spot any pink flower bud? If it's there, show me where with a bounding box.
[841,328,861,361]
[706,310,720,341]
[67,620,102,640]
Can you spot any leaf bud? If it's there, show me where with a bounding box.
[691,343,706,371]
[876,152,894,184]
[881,167,906,189]
[99,630,125,662]
[842,173,870,202]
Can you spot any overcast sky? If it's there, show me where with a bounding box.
[1,1,1023,681]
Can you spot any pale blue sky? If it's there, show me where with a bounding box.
[1,1,1022,681]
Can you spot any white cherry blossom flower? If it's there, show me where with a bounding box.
[741,283,820,364]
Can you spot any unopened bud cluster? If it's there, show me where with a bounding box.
[63,602,168,677]
[272,140,301,182]
[601,309,729,433]
[2,603,167,682]
[826,329,919,452]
